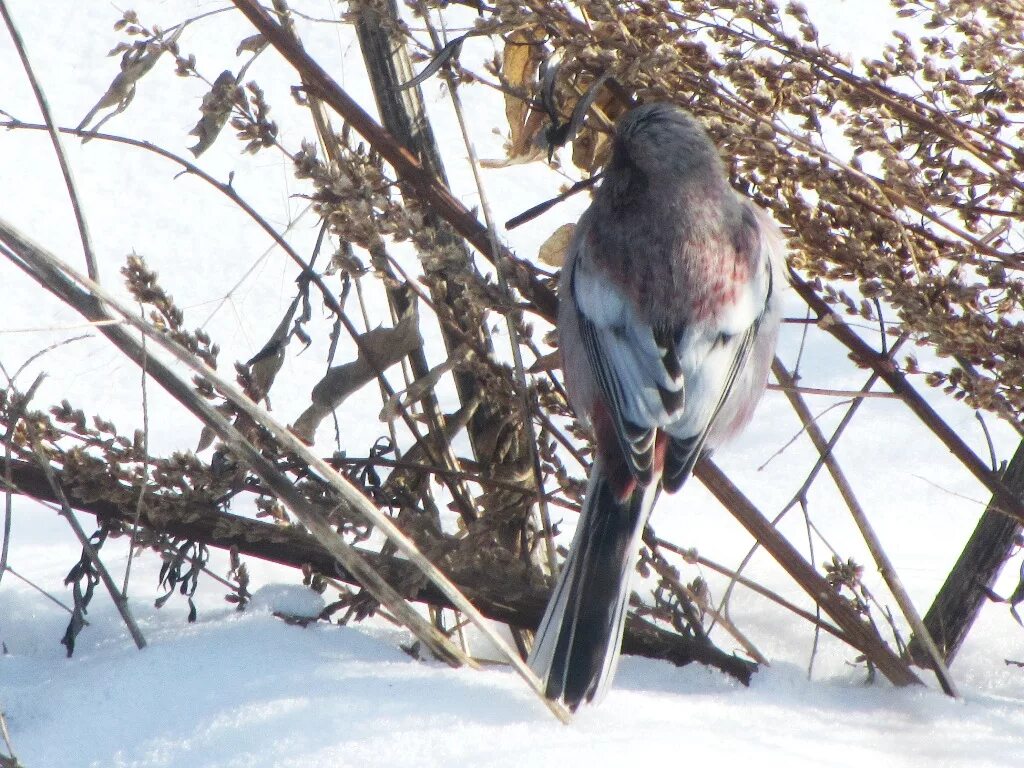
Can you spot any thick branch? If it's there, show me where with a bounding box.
[1,457,754,684]
[912,442,1024,665]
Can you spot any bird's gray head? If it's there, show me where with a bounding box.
[608,103,724,182]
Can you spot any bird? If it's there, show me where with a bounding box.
[528,102,785,713]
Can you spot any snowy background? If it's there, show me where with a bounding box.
[2,1,1024,766]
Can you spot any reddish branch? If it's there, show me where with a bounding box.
[229,0,558,321]
[694,459,921,687]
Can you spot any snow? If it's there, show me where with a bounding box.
[2,1,1024,766]
[249,584,326,619]
[5,574,1024,767]
[5,556,1024,768]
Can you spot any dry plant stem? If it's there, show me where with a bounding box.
[797,496,822,680]
[0,0,98,281]
[1,456,752,683]
[0,224,573,723]
[426,13,558,574]
[791,272,1024,525]
[694,458,921,687]
[648,533,846,643]
[3,563,75,614]
[766,383,897,399]
[0,371,45,588]
[1,422,15,591]
[27,435,147,650]
[330,454,577,511]
[122,309,150,595]
[773,358,959,697]
[0,710,17,765]
[229,0,559,321]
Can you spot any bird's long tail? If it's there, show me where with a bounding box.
[528,458,658,712]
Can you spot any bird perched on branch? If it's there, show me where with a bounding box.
[528,102,785,713]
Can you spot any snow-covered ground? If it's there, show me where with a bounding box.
[2,1,1024,765]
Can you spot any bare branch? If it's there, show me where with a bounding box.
[0,0,98,280]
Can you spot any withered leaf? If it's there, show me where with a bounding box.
[379,345,471,422]
[245,294,301,401]
[196,402,235,453]
[77,27,183,134]
[546,71,611,162]
[236,33,266,56]
[487,27,547,166]
[396,33,471,92]
[291,312,422,444]
[537,223,575,267]
[570,86,622,172]
[189,70,240,158]
[528,349,561,374]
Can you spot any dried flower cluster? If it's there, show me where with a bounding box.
[471,0,1024,421]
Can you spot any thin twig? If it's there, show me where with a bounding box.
[644,543,769,665]
[799,496,822,679]
[0,371,46,589]
[0,0,98,280]
[28,430,147,650]
[647,532,846,643]
[765,383,897,399]
[773,357,958,697]
[976,410,999,474]
[505,175,601,230]
[327,454,579,511]
[122,305,150,595]
[0,710,19,766]
[3,563,76,614]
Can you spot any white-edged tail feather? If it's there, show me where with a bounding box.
[528,459,658,712]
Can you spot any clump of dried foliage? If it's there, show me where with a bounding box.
[2,0,1024,719]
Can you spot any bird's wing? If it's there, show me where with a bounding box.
[571,203,779,491]
[662,204,781,492]
[570,249,686,485]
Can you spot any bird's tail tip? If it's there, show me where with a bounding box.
[528,474,654,712]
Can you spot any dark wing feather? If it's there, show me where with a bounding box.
[663,325,755,492]
[577,308,658,483]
